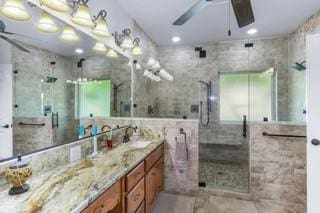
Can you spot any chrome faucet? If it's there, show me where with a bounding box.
[101,124,112,132]
[123,126,137,143]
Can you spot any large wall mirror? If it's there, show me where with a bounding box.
[0,4,132,161]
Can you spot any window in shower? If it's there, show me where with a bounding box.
[219,70,274,121]
[77,80,111,118]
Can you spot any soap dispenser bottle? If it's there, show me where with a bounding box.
[107,129,113,149]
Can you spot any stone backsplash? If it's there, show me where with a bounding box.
[0,127,127,190]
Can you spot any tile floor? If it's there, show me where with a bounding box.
[153,193,259,213]
[199,160,249,193]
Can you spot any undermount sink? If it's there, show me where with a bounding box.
[128,140,152,148]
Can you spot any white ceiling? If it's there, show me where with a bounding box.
[116,0,320,46]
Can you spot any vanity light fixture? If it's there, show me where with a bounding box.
[159,68,174,81]
[39,0,71,13]
[59,25,80,42]
[92,42,107,53]
[131,38,143,56]
[0,0,32,21]
[92,10,110,37]
[152,61,161,69]
[146,58,156,67]
[70,0,94,28]
[133,60,142,70]
[127,60,132,67]
[35,12,59,33]
[115,28,133,49]
[106,49,118,58]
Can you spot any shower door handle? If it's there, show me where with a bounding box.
[242,115,247,138]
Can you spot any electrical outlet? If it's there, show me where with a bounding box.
[70,146,81,163]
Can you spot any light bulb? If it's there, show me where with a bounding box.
[152,61,161,69]
[92,18,110,37]
[71,4,94,27]
[35,12,59,33]
[131,44,143,56]
[106,49,118,58]
[0,0,31,21]
[120,34,133,49]
[135,63,142,70]
[59,25,80,42]
[92,42,107,53]
[39,0,70,13]
[147,58,156,67]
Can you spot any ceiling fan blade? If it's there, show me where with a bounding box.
[173,0,212,26]
[0,35,30,53]
[231,0,255,28]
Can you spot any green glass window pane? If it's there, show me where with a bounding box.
[80,80,110,117]
[220,74,249,121]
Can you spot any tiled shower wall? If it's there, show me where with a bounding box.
[12,43,78,153]
[73,55,132,118]
[250,122,307,212]
[287,9,320,122]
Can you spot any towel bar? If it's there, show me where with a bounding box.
[262,132,306,138]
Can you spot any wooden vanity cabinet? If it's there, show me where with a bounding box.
[82,181,121,213]
[145,144,165,213]
[82,143,164,213]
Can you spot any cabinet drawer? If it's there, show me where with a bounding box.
[126,178,145,213]
[82,181,121,213]
[126,161,145,192]
[136,201,145,213]
[146,144,164,171]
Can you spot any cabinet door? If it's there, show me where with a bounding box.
[82,181,121,213]
[145,166,157,213]
[156,156,165,193]
[126,178,145,213]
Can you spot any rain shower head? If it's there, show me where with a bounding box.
[114,83,124,89]
[46,76,58,83]
[198,80,210,86]
[292,61,306,71]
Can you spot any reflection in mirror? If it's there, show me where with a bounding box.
[0,5,131,160]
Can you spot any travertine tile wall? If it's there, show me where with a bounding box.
[287,9,320,122]
[132,22,160,118]
[250,122,306,212]
[12,43,78,152]
[13,117,53,156]
[73,55,132,118]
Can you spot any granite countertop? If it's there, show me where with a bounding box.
[0,138,163,213]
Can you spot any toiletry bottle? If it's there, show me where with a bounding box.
[107,129,113,149]
[79,125,84,139]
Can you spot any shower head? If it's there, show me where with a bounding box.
[114,83,124,89]
[46,76,58,83]
[291,61,306,71]
[198,80,210,86]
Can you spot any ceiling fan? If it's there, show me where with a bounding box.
[0,20,31,53]
[173,0,255,28]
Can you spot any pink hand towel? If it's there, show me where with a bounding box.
[175,135,188,171]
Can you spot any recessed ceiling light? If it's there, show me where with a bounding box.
[75,48,83,54]
[172,36,180,43]
[247,28,257,35]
